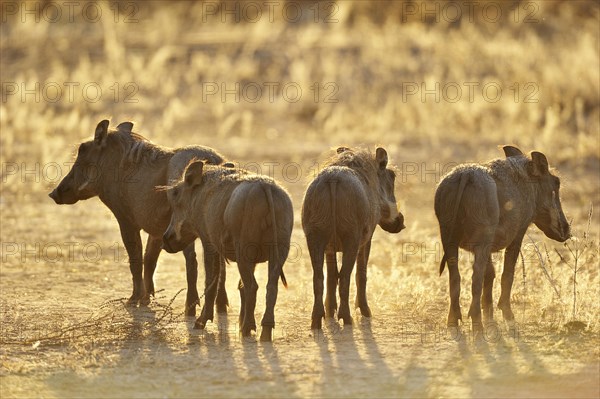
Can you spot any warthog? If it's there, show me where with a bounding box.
[48,120,230,315]
[435,145,571,332]
[302,147,405,329]
[162,160,293,342]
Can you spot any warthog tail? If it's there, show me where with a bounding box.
[280,270,288,288]
[264,185,287,289]
[439,254,447,276]
[439,173,469,275]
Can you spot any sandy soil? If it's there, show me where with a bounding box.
[1,197,598,398]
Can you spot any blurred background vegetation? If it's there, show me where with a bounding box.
[1,1,598,168]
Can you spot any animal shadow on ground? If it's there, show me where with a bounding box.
[449,323,598,397]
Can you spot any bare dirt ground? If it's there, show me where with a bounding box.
[1,144,598,398]
[1,1,600,397]
[1,251,599,398]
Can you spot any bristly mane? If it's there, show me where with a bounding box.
[325,148,380,189]
[107,129,173,167]
[487,155,531,183]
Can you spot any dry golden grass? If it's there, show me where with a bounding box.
[1,1,599,397]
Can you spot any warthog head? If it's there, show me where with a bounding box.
[49,120,120,204]
[528,152,571,242]
[48,120,135,204]
[162,160,203,253]
[505,145,571,242]
[373,147,405,233]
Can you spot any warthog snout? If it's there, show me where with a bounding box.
[380,212,405,233]
[162,230,180,254]
[48,185,76,205]
[48,189,59,203]
[554,217,572,242]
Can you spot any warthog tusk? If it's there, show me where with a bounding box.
[174,220,183,241]
[78,181,89,192]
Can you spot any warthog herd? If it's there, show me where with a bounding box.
[49,120,571,341]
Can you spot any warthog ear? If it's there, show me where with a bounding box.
[116,122,134,132]
[375,147,388,169]
[337,146,350,154]
[502,145,524,158]
[184,161,204,187]
[529,151,549,176]
[94,120,109,146]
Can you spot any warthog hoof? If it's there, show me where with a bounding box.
[185,300,197,317]
[447,308,462,327]
[241,323,256,337]
[260,326,273,342]
[325,308,336,319]
[358,305,372,318]
[506,320,518,338]
[446,326,462,341]
[337,307,353,325]
[311,318,322,330]
[482,311,494,325]
[498,301,515,322]
[194,318,206,330]
[311,306,325,329]
[471,320,484,335]
[216,303,228,314]
[197,308,213,329]
[472,328,485,344]
[325,297,337,318]
[144,283,155,298]
[140,294,151,306]
[126,295,141,307]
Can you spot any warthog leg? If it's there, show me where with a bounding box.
[260,255,283,342]
[238,264,256,329]
[215,256,229,313]
[120,225,145,306]
[482,256,495,323]
[498,233,525,322]
[447,255,462,327]
[308,236,326,329]
[195,242,220,329]
[355,239,372,317]
[468,246,490,333]
[238,262,258,337]
[325,251,338,318]
[183,243,200,317]
[238,278,245,327]
[142,235,162,306]
[338,243,358,325]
